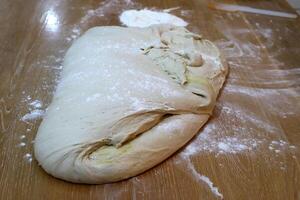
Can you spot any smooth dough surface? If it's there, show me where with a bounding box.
[34,25,228,184]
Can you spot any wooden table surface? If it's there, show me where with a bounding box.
[0,0,299,199]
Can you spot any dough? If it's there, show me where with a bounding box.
[34,25,228,184]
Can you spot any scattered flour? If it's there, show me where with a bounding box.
[17,135,27,148]
[119,9,188,28]
[217,142,247,153]
[20,93,45,122]
[65,0,137,43]
[29,100,43,109]
[21,96,45,122]
[268,140,297,154]
[182,129,260,156]
[178,121,297,196]
[21,109,45,122]
[23,153,33,163]
[25,95,31,101]
[20,135,26,139]
[181,121,296,158]
[18,142,26,147]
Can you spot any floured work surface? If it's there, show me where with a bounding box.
[0,0,299,199]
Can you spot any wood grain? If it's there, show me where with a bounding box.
[0,0,299,199]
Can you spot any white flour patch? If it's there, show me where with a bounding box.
[119,9,188,28]
[17,142,26,147]
[183,133,260,156]
[21,109,45,122]
[29,100,43,109]
[180,120,262,158]
[21,95,32,103]
[17,135,27,148]
[217,141,248,153]
[21,95,45,122]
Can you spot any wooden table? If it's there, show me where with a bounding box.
[0,0,299,199]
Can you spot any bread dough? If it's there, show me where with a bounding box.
[34,25,228,184]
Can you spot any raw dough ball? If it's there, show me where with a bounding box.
[34,25,227,184]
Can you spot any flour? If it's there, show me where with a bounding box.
[20,135,26,139]
[21,96,45,122]
[65,0,137,43]
[21,109,45,122]
[217,142,247,153]
[199,174,223,199]
[182,131,260,156]
[119,9,188,28]
[23,153,33,163]
[268,140,297,154]
[17,135,27,148]
[185,158,223,199]
[18,142,26,147]
[29,100,42,109]
[80,0,135,25]
[180,101,297,157]
[178,154,224,199]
